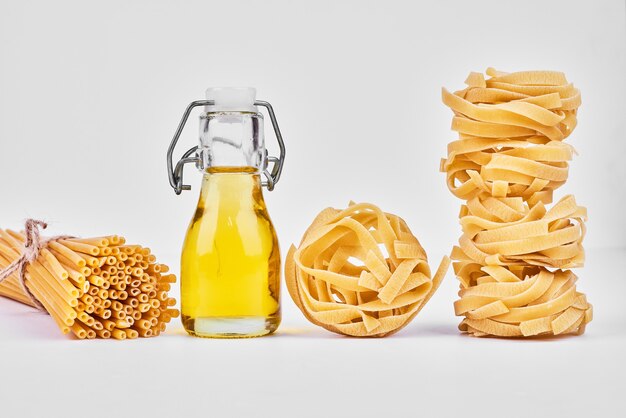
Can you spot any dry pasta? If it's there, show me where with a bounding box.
[285,202,450,337]
[0,220,179,339]
[441,68,592,337]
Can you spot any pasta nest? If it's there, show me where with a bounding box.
[453,194,586,271]
[441,68,581,206]
[286,202,449,337]
[442,69,592,337]
[454,267,592,337]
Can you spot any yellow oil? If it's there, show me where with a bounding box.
[181,166,281,338]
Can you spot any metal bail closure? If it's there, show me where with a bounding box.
[166,99,286,194]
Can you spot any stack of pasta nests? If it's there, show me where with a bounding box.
[0,228,179,339]
[441,68,592,337]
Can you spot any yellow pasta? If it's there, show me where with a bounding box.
[286,202,450,337]
[0,221,179,339]
[441,69,592,337]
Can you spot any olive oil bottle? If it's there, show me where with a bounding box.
[181,167,280,337]
[167,87,286,337]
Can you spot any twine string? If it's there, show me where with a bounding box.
[0,219,74,311]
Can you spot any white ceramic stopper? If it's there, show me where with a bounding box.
[205,87,257,113]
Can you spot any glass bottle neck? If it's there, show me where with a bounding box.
[205,166,259,175]
[197,167,266,209]
[199,111,265,173]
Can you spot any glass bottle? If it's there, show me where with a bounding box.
[167,87,285,338]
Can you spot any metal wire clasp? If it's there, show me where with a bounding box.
[166,100,286,194]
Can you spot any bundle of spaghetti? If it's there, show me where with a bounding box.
[0,221,179,339]
[441,68,592,337]
[286,202,450,337]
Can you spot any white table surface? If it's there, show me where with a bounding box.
[1,248,624,418]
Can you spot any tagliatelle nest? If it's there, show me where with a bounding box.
[454,268,592,337]
[455,194,586,271]
[285,202,449,337]
[441,68,581,206]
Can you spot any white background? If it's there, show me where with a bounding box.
[0,1,625,417]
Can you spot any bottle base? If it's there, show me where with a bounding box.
[183,315,280,338]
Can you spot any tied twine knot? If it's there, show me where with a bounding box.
[0,219,74,311]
